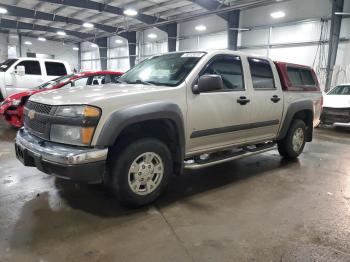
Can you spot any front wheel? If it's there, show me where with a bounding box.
[110,138,172,207]
[278,119,306,159]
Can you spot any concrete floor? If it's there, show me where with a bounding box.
[0,120,350,262]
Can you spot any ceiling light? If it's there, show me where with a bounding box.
[91,43,98,48]
[195,25,207,31]
[115,39,123,44]
[57,31,66,36]
[73,47,79,51]
[38,37,46,41]
[148,33,157,39]
[0,7,7,14]
[24,41,32,45]
[83,22,94,28]
[270,11,285,19]
[123,8,138,16]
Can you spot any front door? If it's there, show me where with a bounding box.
[10,60,44,95]
[187,54,253,155]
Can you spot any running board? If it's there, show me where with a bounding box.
[184,143,276,170]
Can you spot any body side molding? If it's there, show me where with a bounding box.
[190,119,280,138]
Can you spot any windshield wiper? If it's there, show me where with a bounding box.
[126,79,154,85]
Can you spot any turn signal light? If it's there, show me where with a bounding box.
[84,106,101,117]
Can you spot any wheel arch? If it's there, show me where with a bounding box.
[96,102,185,175]
[277,100,314,142]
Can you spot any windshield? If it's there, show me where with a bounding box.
[37,74,74,89]
[0,59,18,72]
[118,52,206,86]
[328,85,350,95]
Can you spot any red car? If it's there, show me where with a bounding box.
[0,70,123,128]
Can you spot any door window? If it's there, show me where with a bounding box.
[248,58,275,89]
[45,62,67,76]
[202,55,244,91]
[15,60,41,75]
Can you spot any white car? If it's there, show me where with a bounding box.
[321,84,350,127]
[0,57,72,100]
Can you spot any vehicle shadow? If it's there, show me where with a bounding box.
[55,154,300,216]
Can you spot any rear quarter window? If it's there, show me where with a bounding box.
[286,66,317,90]
[45,62,67,76]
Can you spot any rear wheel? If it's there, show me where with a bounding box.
[278,119,306,159]
[110,138,172,207]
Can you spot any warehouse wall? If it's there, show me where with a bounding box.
[78,0,350,88]
[21,36,79,71]
[0,32,79,71]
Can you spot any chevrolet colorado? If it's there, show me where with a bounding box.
[15,50,322,206]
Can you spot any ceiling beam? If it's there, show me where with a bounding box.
[0,18,93,39]
[38,0,168,31]
[0,4,120,33]
[189,0,229,20]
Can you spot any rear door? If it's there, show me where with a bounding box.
[44,61,68,81]
[245,57,283,142]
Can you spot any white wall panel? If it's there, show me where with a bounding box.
[240,28,270,46]
[269,45,319,66]
[241,0,330,28]
[271,21,322,44]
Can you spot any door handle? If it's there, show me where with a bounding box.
[237,96,250,105]
[271,95,281,103]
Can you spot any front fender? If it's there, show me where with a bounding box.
[96,102,185,148]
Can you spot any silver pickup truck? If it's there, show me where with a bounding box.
[15,50,322,206]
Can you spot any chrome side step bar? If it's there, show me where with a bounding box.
[184,143,276,170]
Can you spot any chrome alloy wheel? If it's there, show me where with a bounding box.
[128,152,164,195]
[292,127,304,152]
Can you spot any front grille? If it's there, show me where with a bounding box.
[322,107,350,116]
[25,116,46,134]
[25,101,53,115]
[24,101,53,139]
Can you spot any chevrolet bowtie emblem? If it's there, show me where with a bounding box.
[28,110,36,120]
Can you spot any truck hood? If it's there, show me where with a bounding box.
[323,94,350,108]
[29,83,169,105]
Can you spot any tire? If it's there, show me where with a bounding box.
[277,119,307,159]
[110,138,172,207]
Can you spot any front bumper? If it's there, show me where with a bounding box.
[320,107,350,126]
[15,128,108,183]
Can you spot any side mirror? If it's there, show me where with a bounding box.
[193,74,223,94]
[15,66,25,76]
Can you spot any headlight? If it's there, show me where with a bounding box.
[50,105,101,146]
[55,105,100,118]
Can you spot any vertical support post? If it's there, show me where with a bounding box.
[227,10,240,50]
[126,31,137,68]
[78,42,81,72]
[160,23,177,52]
[325,0,344,92]
[96,37,108,70]
[19,34,22,57]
